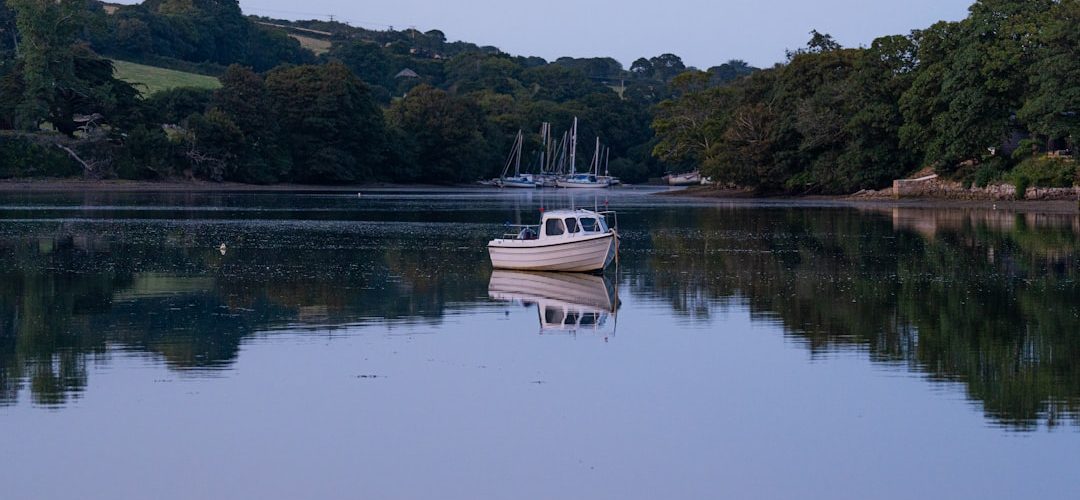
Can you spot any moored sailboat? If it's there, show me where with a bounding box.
[496,130,538,188]
[556,119,611,189]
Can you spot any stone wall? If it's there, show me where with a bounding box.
[884,176,1079,201]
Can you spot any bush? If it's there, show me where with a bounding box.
[1011,138,1039,162]
[142,87,214,125]
[1007,157,1078,189]
[0,136,80,178]
[1014,175,1030,199]
[973,162,1004,188]
[114,125,183,179]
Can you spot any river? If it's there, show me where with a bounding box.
[1,188,1077,499]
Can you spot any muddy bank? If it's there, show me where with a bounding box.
[663,185,1080,214]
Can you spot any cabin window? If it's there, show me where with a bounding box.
[580,218,599,232]
[545,307,564,325]
[565,217,580,233]
[545,218,565,236]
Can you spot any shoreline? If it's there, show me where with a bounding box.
[1,178,1076,214]
[0,178,473,193]
[660,186,1080,214]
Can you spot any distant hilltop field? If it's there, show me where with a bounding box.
[0,0,1076,198]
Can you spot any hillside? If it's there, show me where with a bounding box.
[112,60,221,96]
[2,0,1071,193]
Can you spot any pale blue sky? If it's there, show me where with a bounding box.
[122,0,977,68]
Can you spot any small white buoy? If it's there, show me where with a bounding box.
[357,192,363,198]
[219,243,227,255]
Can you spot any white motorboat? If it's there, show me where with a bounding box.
[488,209,618,273]
[488,270,618,333]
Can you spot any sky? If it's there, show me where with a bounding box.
[124,0,976,69]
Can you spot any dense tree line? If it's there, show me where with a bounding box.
[1,0,733,184]
[2,0,1076,190]
[91,0,315,72]
[654,1,1080,194]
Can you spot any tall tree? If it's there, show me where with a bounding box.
[388,84,491,183]
[833,35,920,190]
[901,1,1056,168]
[652,71,732,168]
[265,62,385,183]
[0,0,16,55]
[211,64,288,183]
[7,0,85,131]
[1018,0,1080,150]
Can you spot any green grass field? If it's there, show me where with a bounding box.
[291,34,332,55]
[112,60,221,96]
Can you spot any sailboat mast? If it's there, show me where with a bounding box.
[569,117,577,175]
[538,123,547,174]
[596,139,601,175]
[548,126,558,173]
[557,132,568,174]
[514,130,522,175]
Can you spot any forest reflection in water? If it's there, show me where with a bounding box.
[0,191,1077,431]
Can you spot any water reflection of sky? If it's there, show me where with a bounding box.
[1,190,1078,499]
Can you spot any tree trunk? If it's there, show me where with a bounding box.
[53,143,98,177]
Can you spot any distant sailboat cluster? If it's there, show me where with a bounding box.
[487,117,620,189]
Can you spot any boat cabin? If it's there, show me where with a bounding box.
[539,300,609,332]
[513,209,611,241]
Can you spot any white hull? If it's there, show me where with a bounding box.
[488,270,616,312]
[534,175,559,188]
[665,172,701,186]
[488,232,616,272]
[488,270,617,332]
[556,179,610,189]
[499,179,538,188]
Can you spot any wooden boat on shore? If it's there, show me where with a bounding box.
[664,171,701,186]
[488,209,618,272]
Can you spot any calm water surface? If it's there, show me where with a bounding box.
[1,188,1078,499]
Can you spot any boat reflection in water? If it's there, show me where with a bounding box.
[488,270,619,334]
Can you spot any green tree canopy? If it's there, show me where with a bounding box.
[265,62,385,183]
[388,84,492,183]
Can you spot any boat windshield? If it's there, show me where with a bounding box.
[580,218,599,232]
[565,218,580,233]
[545,218,565,236]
